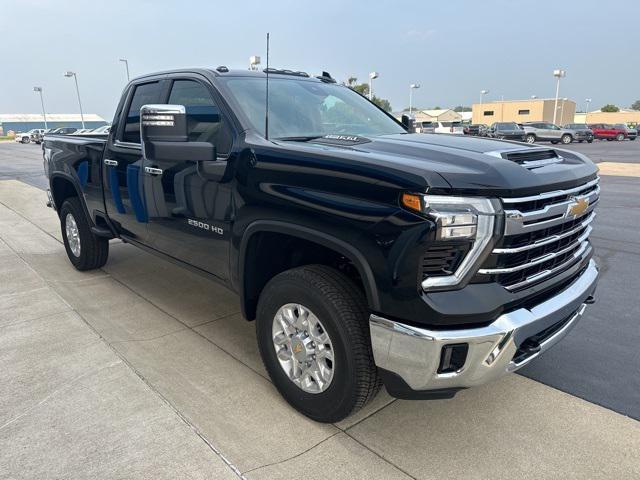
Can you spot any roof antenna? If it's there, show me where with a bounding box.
[265,32,270,140]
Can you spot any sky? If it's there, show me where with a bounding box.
[1,0,639,121]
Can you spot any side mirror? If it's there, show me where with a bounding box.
[401,114,415,132]
[140,104,216,163]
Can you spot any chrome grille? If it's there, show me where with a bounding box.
[479,178,599,291]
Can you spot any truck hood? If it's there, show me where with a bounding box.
[275,133,598,197]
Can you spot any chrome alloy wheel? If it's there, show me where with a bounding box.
[272,303,335,394]
[65,213,81,257]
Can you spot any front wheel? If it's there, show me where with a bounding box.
[525,134,536,144]
[561,134,572,144]
[630,137,636,141]
[21,137,30,144]
[256,265,380,423]
[60,197,109,271]
[616,133,625,141]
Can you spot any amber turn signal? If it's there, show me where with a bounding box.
[401,193,422,212]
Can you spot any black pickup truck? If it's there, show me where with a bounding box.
[43,67,599,422]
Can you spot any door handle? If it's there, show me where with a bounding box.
[144,166,163,176]
[104,159,118,166]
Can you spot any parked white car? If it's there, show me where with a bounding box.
[14,129,45,144]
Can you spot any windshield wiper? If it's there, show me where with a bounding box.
[274,135,326,142]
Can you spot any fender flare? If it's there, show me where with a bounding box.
[49,172,93,225]
[238,220,381,318]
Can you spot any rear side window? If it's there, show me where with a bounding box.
[168,80,232,155]
[122,82,163,143]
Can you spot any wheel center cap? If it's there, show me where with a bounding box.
[290,335,312,362]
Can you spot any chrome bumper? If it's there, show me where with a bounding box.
[46,189,55,210]
[370,260,598,393]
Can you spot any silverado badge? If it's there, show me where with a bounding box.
[566,197,589,218]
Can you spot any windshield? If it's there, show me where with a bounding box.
[496,122,520,130]
[219,77,405,139]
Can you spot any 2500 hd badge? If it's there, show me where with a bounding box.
[188,218,224,235]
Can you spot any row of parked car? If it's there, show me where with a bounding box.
[12,125,111,144]
[416,120,637,144]
[467,122,636,144]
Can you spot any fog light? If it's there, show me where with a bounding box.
[438,343,469,374]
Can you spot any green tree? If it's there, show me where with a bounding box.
[454,106,472,112]
[345,77,393,112]
[601,104,620,112]
[630,100,640,111]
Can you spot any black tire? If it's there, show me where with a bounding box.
[21,137,30,144]
[60,197,109,271]
[630,137,636,141]
[561,134,572,144]
[525,134,536,144]
[587,138,593,143]
[616,133,625,141]
[256,265,381,423]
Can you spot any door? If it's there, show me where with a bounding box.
[144,78,234,279]
[103,80,166,243]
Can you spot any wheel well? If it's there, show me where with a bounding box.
[51,176,79,215]
[242,231,367,321]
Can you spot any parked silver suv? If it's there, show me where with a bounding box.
[521,122,576,144]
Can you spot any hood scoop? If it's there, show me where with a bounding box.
[486,148,563,170]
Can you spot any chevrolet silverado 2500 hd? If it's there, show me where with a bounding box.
[43,67,599,422]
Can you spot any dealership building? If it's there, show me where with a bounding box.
[471,99,576,126]
[573,109,640,126]
[0,114,108,135]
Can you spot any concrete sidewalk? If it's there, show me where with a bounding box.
[1,179,639,480]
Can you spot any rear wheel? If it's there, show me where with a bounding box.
[21,136,30,144]
[561,134,572,144]
[60,197,109,271]
[256,265,380,423]
[525,134,536,144]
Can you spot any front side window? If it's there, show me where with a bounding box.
[122,82,162,143]
[219,77,404,139]
[168,80,232,154]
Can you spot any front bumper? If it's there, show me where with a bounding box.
[370,259,598,398]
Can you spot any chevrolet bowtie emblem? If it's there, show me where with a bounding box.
[567,197,589,218]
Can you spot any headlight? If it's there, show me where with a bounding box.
[402,194,499,290]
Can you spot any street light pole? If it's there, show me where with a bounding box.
[552,69,566,125]
[479,89,489,106]
[409,83,420,115]
[119,59,130,81]
[33,87,48,129]
[584,98,592,115]
[64,71,85,129]
[560,97,568,125]
[368,72,378,100]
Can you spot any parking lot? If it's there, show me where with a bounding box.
[1,140,639,479]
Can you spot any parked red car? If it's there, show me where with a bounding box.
[588,123,627,141]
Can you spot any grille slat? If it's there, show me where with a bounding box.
[478,178,598,291]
